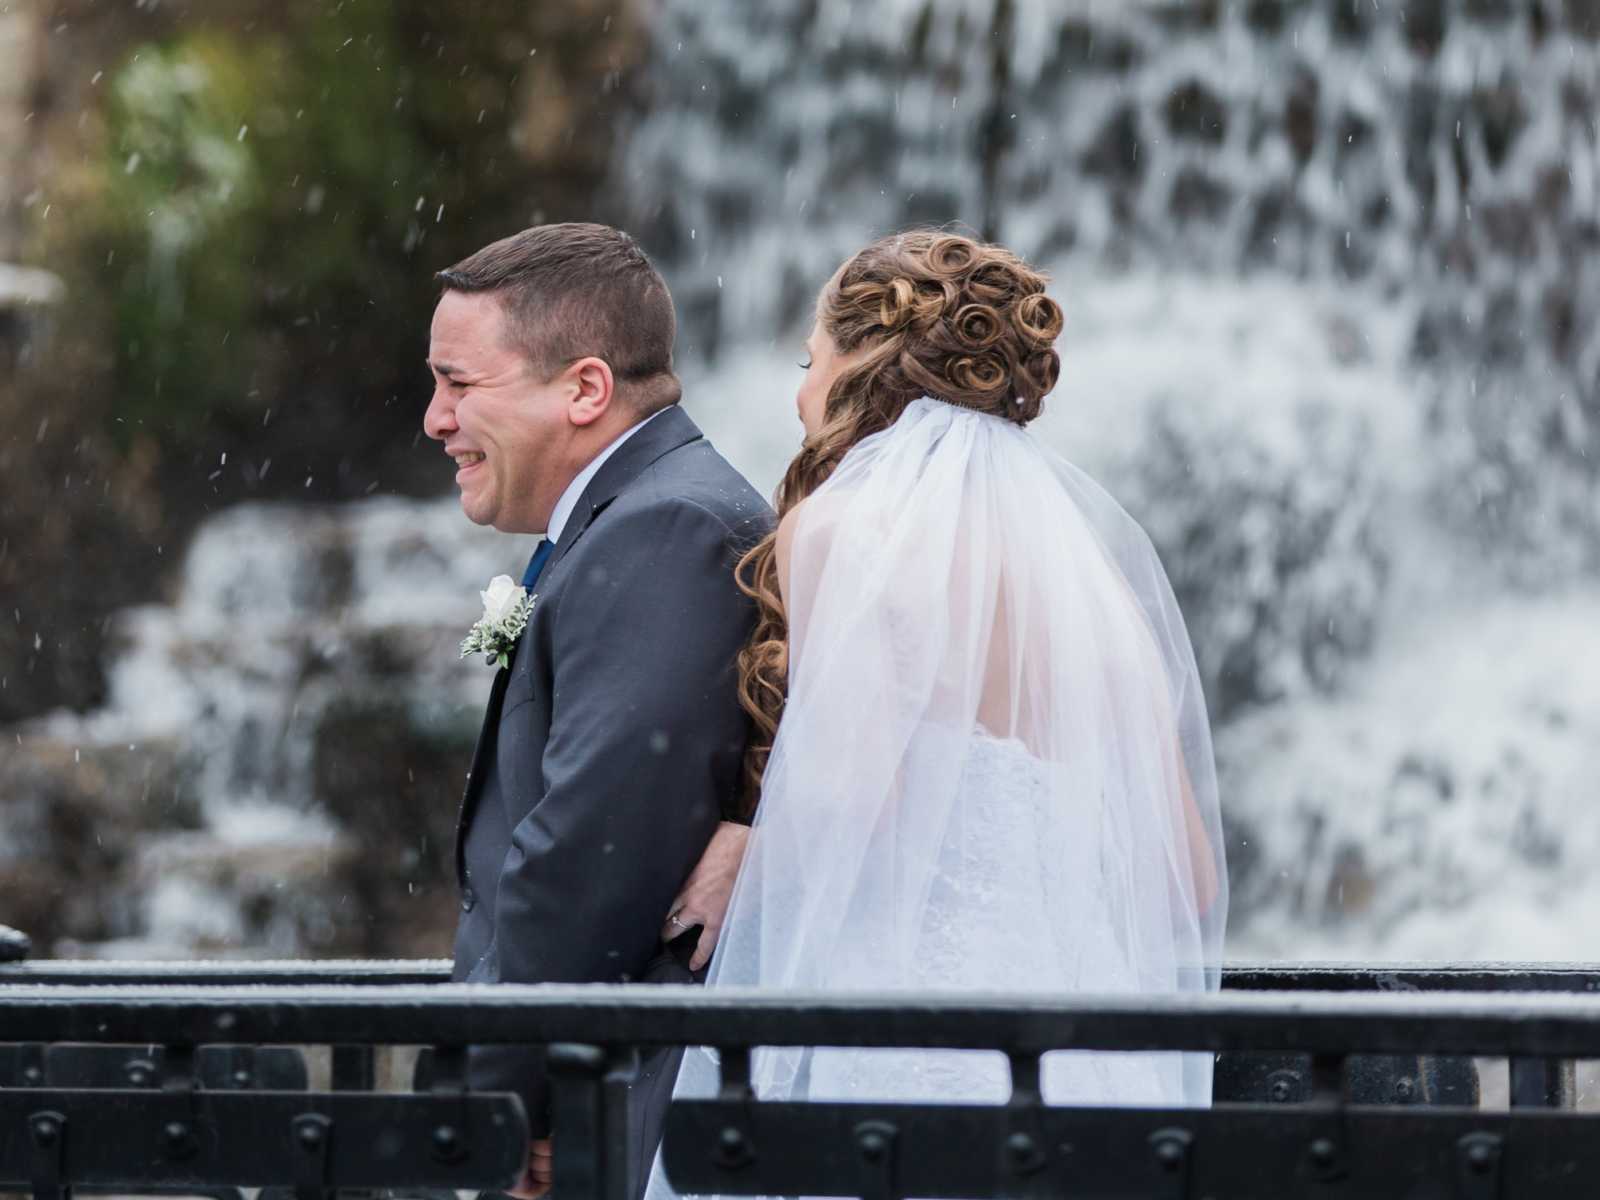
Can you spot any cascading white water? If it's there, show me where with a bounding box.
[20,500,531,956]
[622,0,1600,961]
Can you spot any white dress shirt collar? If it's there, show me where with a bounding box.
[544,408,665,544]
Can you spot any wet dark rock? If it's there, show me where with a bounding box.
[824,108,899,188]
[1323,843,1377,919]
[1480,200,1537,259]
[1402,0,1448,57]
[1244,0,1288,34]
[1473,82,1527,170]
[1361,189,1394,231]
[1566,0,1600,37]
[1534,164,1571,218]
[1482,288,1527,366]
[1329,0,1377,40]
[1081,104,1144,183]
[1333,228,1377,280]
[1410,304,1470,363]
[1334,110,1375,167]
[712,77,767,134]
[708,185,757,233]
[1164,79,1228,144]
[1150,0,1223,31]
[1462,0,1517,19]
[904,186,965,227]
[1244,185,1315,267]
[1170,168,1234,222]
[1051,20,1095,67]
[1032,218,1078,264]
[0,737,197,950]
[1561,77,1592,122]
[907,2,935,65]
[1284,68,1320,167]
[311,699,478,957]
[1541,282,1577,361]
[1053,23,1146,72]
[348,625,462,680]
[1436,227,1479,280]
[294,536,355,615]
[1399,80,1439,204]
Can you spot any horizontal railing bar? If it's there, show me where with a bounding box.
[0,1088,528,1190]
[6,983,1600,1056]
[1222,961,1600,993]
[0,958,454,985]
[8,959,1600,990]
[665,1100,1600,1199]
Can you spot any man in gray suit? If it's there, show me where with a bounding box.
[423,223,770,1199]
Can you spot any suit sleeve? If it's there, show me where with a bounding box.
[466,498,756,1131]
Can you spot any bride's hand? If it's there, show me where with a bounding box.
[662,821,750,970]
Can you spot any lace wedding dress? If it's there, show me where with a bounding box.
[795,724,1177,1109]
[645,398,1226,1198]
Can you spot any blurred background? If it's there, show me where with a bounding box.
[1,0,1597,964]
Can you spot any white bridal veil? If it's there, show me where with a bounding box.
[648,396,1227,1196]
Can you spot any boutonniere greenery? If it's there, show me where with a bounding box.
[460,574,535,669]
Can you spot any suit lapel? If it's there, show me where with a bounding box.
[453,662,512,887]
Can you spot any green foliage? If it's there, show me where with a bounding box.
[3,0,641,725]
[84,0,628,459]
[103,34,263,431]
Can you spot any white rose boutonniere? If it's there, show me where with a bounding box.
[460,574,535,669]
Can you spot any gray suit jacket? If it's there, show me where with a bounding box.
[449,404,771,1180]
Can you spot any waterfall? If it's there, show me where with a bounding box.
[8,0,1597,961]
[621,0,1600,961]
[11,500,530,957]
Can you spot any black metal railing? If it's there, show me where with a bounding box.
[3,958,1598,1199]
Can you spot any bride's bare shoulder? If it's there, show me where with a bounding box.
[773,488,854,603]
[775,489,856,554]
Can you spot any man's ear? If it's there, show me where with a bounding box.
[566,357,615,428]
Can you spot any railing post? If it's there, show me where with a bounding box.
[289,1112,333,1200]
[159,1044,203,1169]
[331,1045,376,1092]
[1303,1053,1349,1186]
[1510,1057,1576,1108]
[330,1048,375,1200]
[27,1109,69,1200]
[1001,1051,1047,1190]
[548,1042,634,1200]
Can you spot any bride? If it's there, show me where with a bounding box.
[647,229,1227,1196]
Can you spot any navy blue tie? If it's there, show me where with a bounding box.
[521,539,555,590]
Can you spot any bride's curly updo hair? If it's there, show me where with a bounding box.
[732,229,1064,812]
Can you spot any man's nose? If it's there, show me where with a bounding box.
[423,387,455,442]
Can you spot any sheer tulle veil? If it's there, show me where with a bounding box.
[646,396,1227,1197]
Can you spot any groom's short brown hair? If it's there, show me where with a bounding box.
[437,223,681,414]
